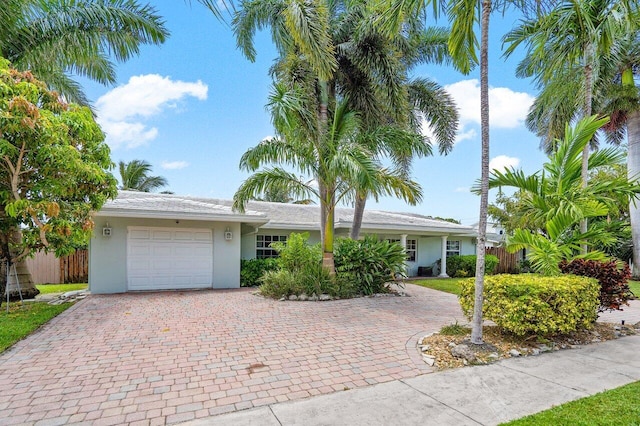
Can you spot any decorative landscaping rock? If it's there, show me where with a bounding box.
[309,294,319,301]
[47,290,89,305]
[451,344,476,362]
[288,295,298,301]
[298,294,308,301]
[422,354,436,366]
[319,294,332,301]
[509,349,521,357]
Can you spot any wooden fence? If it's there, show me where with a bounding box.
[25,250,88,284]
[486,246,519,274]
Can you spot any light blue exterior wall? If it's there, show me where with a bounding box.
[241,229,322,259]
[239,229,475,277]
[89,216,242,294]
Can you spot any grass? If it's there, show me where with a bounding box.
[412,278,467,295]
[0,301,75,353]
[36,283,87,294]
[629,280,640,297]
[502,380,640,425]
[440,321,471,336]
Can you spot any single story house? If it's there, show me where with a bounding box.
[89,191,478,294]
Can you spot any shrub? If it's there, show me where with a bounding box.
[259,264,339,299]
[258,232,339,299]
[559,259,632,312]
[334,236,406,295]
[271,232,321,272]
[459,274,599,336]
[240,258,279,287]
[442,254,499,277]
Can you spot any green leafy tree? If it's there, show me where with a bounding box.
[0,60,117,301]
[486,116,640,274]
[0,0,169,103]
[118,160,168,192]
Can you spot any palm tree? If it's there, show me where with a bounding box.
[504,0,638,251]
[233,87,422,273]
[235,0,459,245]
[1,0,169,103]
[519,28,640,277]
[118,160,168,192]
[487,116,640,274]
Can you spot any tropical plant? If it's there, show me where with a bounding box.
[232,0,458,268]
[334,236,407,295]
[0,60,117,302]
[0,0,169,104]
[486,116,640,274]
[118,160,168,192]
[233,93,422,273]
[504,0,639,250]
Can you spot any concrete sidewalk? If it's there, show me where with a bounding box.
[182,335,640,426]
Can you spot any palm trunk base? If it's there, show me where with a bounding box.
[3,260,39,301]
[322,252,335,276]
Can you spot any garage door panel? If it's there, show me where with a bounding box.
[127,227,213,291]
[129,229,151,240]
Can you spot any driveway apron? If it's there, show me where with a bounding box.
[0,284,465,425]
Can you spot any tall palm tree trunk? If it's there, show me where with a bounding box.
[471,0,491,345]
[628,110,640,278]
[580,44,595,254]
[350,192,367,240]
[321,185,336,274]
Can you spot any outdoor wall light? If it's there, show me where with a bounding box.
[102,222,112,237]
[224,227,233,241]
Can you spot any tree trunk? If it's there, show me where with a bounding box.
[321,185,336,275]
[350,192,367,240]
[0,228,39,303]
[580,44,595,254]
[471,0,491,346]
[627,109,640,278]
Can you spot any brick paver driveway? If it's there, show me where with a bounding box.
[0,284,464,425]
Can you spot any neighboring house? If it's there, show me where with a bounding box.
[89,191,477,294]
[471,221,507,247]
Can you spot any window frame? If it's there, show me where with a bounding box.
[256,234,288,259]
[387,238,417,262]
[446,240,461,257]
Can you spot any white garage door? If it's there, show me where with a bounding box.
[127,227,213,291]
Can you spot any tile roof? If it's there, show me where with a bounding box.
[97,191,476,235]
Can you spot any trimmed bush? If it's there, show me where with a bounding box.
[459,274,599,336]
[240,258,278,287]
[443,254,499,277]
[559,259,633,312]
[334,236,406,295]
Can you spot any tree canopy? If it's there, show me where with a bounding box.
[0,59,117,262]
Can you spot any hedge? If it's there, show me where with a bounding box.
[459,274,599,336]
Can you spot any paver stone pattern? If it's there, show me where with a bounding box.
[0,284,464,425]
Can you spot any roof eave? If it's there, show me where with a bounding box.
[95,209,268,225]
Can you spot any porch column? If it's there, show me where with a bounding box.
[439,235,449,277]
[400,234,408,275]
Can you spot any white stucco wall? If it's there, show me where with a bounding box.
[89,216,242,294]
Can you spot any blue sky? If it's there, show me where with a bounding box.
[80,1,550,225]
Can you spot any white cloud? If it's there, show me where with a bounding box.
[455,187,470,193]
[161,161,189,170]
[489,155,520,172]
[444,80,535,129]
[96,74,208,149]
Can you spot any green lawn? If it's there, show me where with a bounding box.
[502,381,640,425]
[629,280,640,297]
[36,283,87,294]
[411,278,467,295]
[0,301,75,353]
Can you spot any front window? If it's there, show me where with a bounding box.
[387,238,417,262]
[446,240,460,257]
[256,234,287,258]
